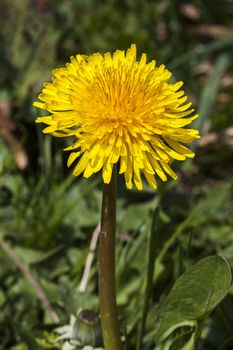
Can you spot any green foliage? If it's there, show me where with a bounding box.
[155,256,231,348]
[0,0,233,349]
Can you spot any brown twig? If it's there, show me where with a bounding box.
[78,223,100,293]
[0,238,60,324]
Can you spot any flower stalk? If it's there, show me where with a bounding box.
[99,166,123,350]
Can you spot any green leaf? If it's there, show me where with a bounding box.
[157,330,195,350]
[155,256,232,344]
[13,245,62,265]
[196,53,230,131]
[169,331,195,350]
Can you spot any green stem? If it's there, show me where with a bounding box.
[136,202,160,350]
[99,167,123,350]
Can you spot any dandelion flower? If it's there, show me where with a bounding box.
[34,44,200,190]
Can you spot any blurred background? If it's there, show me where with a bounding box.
[0,0,233,349]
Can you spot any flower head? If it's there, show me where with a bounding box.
[34,44,199,190]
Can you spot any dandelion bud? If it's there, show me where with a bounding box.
[72,309,102,347]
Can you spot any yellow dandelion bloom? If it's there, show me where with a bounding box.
[34,44,200,190]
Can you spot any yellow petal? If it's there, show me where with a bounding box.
[67,151,82,167]
[143,171,157,189]
[73,152,89,176]
[102,159,113,184]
